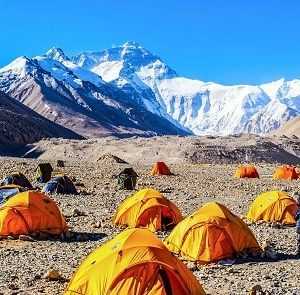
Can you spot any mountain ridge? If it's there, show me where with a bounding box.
[70,42,300,135]
[0,47,190,138]
[0,91,82,144]
[1,42,299,137]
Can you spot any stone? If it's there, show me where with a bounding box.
[92,221,102,228]
[43,270,63,281]
[8,284,19,290]
[72,208,87,217]
[19,235,35,242]
[249,284,264,295]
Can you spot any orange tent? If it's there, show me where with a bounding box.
[273,165,299,180]
[0,191,67,237]
[234,165,259,178]
[151,162,172,176]
[113,188,183,232]
[65,228,205,295]
[165,202,261,263]
[247,191,298,225]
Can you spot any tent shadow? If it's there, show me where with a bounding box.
[232,252,298,265]
[60,231,107,243]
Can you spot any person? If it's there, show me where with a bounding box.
[294,192,300,257]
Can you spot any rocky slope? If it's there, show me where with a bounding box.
[272,116,300,138]
[0,91,82,144]
[10,134,300,165]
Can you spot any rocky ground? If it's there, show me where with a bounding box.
[0,136,299,294]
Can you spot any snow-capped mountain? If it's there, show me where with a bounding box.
[0,42,299,137]
[0,46,190,137]
[72,42,300,135]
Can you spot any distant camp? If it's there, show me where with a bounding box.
[113,188,183,232]
[0,172,33,189]
[42,175,77,195]
[165,202,261,263]
[234,165,259,178]
[64,228,205,295]
[0,185,26,204]
[273,165,299,180]
[247,191,298,225]
[151,161,172,176]
[0,191,67,237]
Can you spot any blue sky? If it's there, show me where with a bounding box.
[1,0,300,85]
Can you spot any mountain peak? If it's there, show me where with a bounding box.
[46,47,68,61]
[122,41,142,49]
[0,56,35,76]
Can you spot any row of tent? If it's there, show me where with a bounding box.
[153,162,300,181]
[114,188,299,231]
[0,172,77,204]
[235,164,299,180]
[0,189,204,294]
[0,161,171,202]
[0,188,295,254]
[0,190,254,294]
[123,163,300,185]
[0,162,299,295]
[119,163,300,192]
[65,189,298,294]
[0,187,296,294]
[112,189,262,263]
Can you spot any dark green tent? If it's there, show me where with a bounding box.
[36,163,53,183]
[117,168,138,190]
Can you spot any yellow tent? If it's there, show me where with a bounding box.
[165,202,260,263]
[247,191,298,225]
[113,188,183,232]
[65,228,205,295]
[0,191,67,237]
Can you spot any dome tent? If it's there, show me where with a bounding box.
[113,188,183,232]
[117,167,138,190]
[247,191,298,225]
[0,172,33,189]
[151,162,172,176]
[273,165,299,180]
[64,228,205,295]
[165,202,261,264]
[42,175,77,195]
[234,165,259,179]
[0,191,67,237]
[35,163,53,183]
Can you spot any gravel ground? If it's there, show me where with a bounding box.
[0,157,299,295]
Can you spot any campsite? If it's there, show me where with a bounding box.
[0,135,299,294]
[2,1,300,294]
